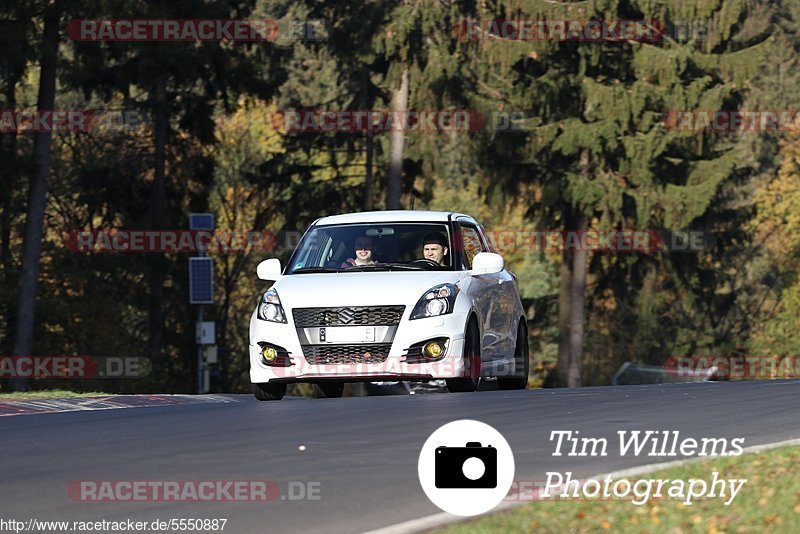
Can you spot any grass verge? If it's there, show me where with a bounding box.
[0,389,107,400]
[432,445,800,533]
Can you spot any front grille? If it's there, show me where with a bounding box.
[302,343,391,365]
[292,306,405,327]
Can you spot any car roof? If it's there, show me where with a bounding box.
[315,210,474,226]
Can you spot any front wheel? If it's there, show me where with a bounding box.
[313,381,345,398]
[447,319,481,393]
[498,321,529,390]
[252,382,286,401]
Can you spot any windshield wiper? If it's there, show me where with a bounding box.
[339,263,424,272]
[293,263,424,274]
[376,262,425,271]
[291,267,340,274]
[342,264,382,271]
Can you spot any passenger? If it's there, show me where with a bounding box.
[341,235,376,268]
[421,232,449,266]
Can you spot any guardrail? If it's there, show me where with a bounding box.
[611,361,717,386]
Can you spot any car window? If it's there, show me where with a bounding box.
[460,225,485,268]
[286,223,454,272]
[293,230,332,267]
[478,224,496,252]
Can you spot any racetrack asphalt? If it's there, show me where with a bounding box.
[2,380,799,533]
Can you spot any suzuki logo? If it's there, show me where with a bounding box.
[338,308,355,324]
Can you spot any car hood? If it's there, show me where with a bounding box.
[271,271,464,308]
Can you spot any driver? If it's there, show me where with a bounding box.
[421,232,449,266]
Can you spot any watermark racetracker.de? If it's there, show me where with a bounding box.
[272,109,540,133]
[663,110,800,132]
[0,110,144,133]
[664,355,800,380]
[483,230,713,253]
[0,356,150,379]
[452,19,711,42]
[66,18,328,45]
[64,229,302,253]
[67,480,321,502]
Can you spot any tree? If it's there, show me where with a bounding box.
[66,0,270,388]
[209,97,286,390]
[459,0,774,386]
[0,0,37,358]
[10,0,59,390]
[748,134,800,358]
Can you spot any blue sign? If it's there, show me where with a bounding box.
[189,213,215,231]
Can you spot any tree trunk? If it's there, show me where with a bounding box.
[363,131,374,211]
[1,73,19,357]
[146,76,168,385]
[556,253,572,387]
[10,2,59,391]
[361,67,373,211]
[564,149,592,387]
[386,63,408,210]
[567,213,588,387]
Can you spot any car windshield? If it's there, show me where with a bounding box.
[287,223,455,273]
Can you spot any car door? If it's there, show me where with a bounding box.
[458,221,504,365]
[477,223,518,362]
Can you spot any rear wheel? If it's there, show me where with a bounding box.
[313,381,345,398]
[252,382,286,401]
[498,321,529,390]
[447,319,481,393]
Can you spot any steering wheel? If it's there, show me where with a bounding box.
[410,259,441,269]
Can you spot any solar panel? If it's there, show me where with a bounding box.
[189,213,215,231]
[189,257,214,304]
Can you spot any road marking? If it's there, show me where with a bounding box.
[0,394,238,417]
[364,436,800,534]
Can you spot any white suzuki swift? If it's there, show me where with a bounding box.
[249,211,529,400]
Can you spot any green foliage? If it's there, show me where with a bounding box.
[747,135,800,357]
[3,0,799,392]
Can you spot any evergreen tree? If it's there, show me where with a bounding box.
[459,0,775,385]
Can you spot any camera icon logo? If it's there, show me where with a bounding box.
[418,420,515,516]
[435,442,497,488]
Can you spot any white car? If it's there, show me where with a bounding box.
[249,210,529,400]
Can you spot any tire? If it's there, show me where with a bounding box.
[313,381,345,398]
[447,319,481,393]
[498,320,529,390]
[252,382,286,401]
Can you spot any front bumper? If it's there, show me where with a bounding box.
[249,311,467,383]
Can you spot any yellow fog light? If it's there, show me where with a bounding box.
[422,341,444,359]
[262,346,278,363]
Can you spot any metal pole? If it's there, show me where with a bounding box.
[197,305,203,394]
[196,242,206,395]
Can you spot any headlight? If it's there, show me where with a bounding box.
[410,283,459,320]
[257,288,287,323]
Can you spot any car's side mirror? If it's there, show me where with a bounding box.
[470,252,504,275]
[257,258,283,281]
